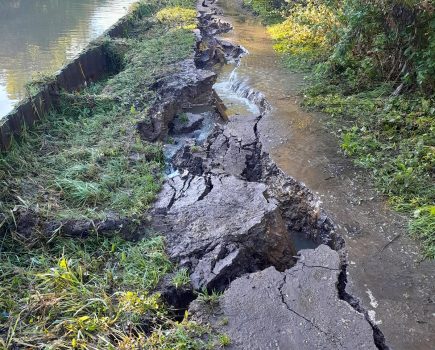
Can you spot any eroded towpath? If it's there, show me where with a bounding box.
[213,0,435,348]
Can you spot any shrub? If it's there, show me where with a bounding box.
[268,1,340,64]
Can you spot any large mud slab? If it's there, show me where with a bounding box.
[190,245,378,350]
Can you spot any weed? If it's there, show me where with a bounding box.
[179,112,189,124]
[0,233,171,349]
[218,333,231,347]
[172,268,191,289]
[144,311,213,349]
[197,288,223,307]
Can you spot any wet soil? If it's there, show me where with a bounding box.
[212,0,435,349]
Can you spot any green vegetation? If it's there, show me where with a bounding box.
[218,334,231,347]
[246,0,435,257]
[1,92,163,222]
[0,0,227,348]
[267,1,339,68]
[0,234,170,349]
[197,289,223,308]
[179,113,189,124]
[172,268,191,288]
[0,0,197,227]
[0,232,228,349]
[156,6,198,29]
[243,0,286,24]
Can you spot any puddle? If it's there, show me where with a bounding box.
[290,231,319,251]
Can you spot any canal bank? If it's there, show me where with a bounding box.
[0,0,433,349]
[0,2,217,348]
[0,1,146,151]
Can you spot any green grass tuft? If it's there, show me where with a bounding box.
[172,268,191,289]
[0,233,171,349]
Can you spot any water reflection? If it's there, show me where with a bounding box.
[0,0,137,117]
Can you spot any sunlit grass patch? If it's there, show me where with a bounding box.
[156,7,197,29]
[0,234,171,349]
[267,1,340,65]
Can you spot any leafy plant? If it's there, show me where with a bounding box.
[0,234,172,349]
[172,268,191,289]
[268,1,340,65]
[258,0,434,256]
[218,333,232,347]
[197,288,223,307]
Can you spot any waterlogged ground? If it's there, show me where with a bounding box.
[214,0,435,349]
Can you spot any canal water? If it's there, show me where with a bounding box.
[0,0,137,118]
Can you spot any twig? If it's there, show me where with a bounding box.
[378,234,402,253]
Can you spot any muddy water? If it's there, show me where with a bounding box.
[214,0,435,349]
[0,0,137,118]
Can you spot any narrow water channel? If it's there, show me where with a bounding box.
[214,1,435,349]
[0,0,137,118]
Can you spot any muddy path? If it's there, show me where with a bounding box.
[143,0,399,348]
[209,1,435,349]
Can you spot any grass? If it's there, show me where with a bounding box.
[172,268,191,289]
[197,289,223,308]
[0,1,197,230]
[303,84,435,257]
[0,233,171,349]
[0,0,226,348]
[0,87,164,223]
[409,206,435,259]
[179,113,189,124]
[0,233,227,349]
[218,334,231,347]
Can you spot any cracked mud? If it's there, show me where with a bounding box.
[190,245,377,350]
[149,1,390,349]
